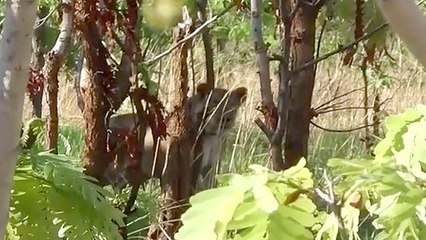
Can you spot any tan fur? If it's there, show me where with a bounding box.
[105,83,247,191]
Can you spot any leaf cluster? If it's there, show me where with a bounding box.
[7,151,125,240]
[329,105,426,239]
[176,159,326,240]
[175,105,426,240]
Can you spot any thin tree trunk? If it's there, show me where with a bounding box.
[0,0,38,236]
[74,53,85,112]
[250,0,275,127]
[284,2,319,168]
[43,0,74,152]
[360,60,372,151]
[372,89,380,137]
[197,0,215,89]
[30,6,48,118]
[250,0,281,169]
[148,18,194,240]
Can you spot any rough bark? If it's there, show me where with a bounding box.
[0,0,38,236]
[197,0,215,89]
[374,0,426,68]
[284,2,318,168]
[76,0,112,182]
[148,19,194,240]
[30,6,48,118]
[43,0,74,152]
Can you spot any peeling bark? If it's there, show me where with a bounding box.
[76,0,112,182]
[75,0,132,183]
[43,0,74,152]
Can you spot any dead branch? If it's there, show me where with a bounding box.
[34,4,60,29]
[292,23,388,74]
[313,85,368,112]
[310,120,376,133]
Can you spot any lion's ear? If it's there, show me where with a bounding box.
[196,83,210,97]
[232,87,247,103]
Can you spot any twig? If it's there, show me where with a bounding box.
[255,118,272,140]
[314,171,349,240]
[316,106,374,114]
[34,4,61,29]
[292,23,388,74]
[314,85,369,111]
[146,1,236,65]
[310,120,376,133]
[314,18,327,78]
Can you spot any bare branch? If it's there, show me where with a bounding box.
[34,4,61,29]
[255,118,272,140]
[146,2,236,65]
[292,23,388,74]
[310,120,376,133]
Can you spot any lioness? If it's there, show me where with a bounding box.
[105,83,247,191]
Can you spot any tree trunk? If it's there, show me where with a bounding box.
[374,0,426,68]
[43,0,74,152]
[250,0,280,169]
[284,2,318,168]
[197,0,215,89]
[148,19,194,240]
[0,0,38,236]
[76,1,112,182]
[30,6,48,118]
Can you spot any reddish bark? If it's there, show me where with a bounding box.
[75,0,113,181]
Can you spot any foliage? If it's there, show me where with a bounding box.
[329,105,426,240]
[176,158,326,240]
[176,105,426,240]
[6,151,125,240]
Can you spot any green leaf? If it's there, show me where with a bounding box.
[252,183,278,213]
[176,186,245,240]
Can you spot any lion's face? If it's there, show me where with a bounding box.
[188,83,247,136]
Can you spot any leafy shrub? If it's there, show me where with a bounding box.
[6,151,125,240]
[329,105,426,239]
[176,105,426,240]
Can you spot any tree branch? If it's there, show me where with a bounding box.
[292,23,388,74]
[146,1,236,65]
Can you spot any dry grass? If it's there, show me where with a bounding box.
[22,39,426,172]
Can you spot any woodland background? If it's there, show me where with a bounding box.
[1,0,426,239]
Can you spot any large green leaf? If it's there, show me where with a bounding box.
[8,151,124,240]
